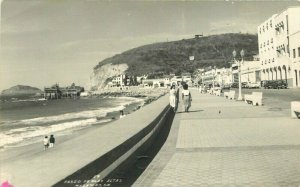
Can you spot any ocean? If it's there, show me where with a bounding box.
[0,96,144,149]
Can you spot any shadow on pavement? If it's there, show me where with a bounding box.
[177,109,204,114]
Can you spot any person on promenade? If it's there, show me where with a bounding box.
[182,84,192,112]
[43,136,49,150]
[169,85,177,112]
[198,84,202,93]
[49,134,55,148]
[203,84,207,93]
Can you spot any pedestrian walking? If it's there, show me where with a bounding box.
[43,136,49,150]
[181,84,192,112]
[198,84,202,93]
[169,85,177,112]
[49,134,55,148]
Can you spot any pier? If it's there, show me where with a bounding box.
[44,83,84,99]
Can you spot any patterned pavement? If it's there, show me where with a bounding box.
[135,88,300,187]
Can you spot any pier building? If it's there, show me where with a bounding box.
[44,83,84,99]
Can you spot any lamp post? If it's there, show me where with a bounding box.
[232,49,244,101]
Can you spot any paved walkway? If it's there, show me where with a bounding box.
[134,88,300,187]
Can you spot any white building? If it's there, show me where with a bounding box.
[258,7,300,87]
[109,74,126,87]
[290,27,300,87]
[170,76,183,85]
[240,60,261,83]
[202,68,232,86]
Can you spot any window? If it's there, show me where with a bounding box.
[272,58,274,62]
[298,47,300,57]
[266,23,268,30]
[263,26,265,32]
[264,42,265,47]
[293,49,296,58]
[267,40,269,45]
[270,20,272,28]
[271,38,273,43]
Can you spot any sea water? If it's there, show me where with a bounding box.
[0,97,144,149]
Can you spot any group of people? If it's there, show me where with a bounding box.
[43,134,55,150]
[169,83,192,113]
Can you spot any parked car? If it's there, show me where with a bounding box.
[241,82,249,88]
[248,82,260,89]
[276,80,288,89]
[230,82,239,88]
[221,84,231,90]
[263,80,288,89]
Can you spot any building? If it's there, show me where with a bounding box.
[258,7,300,87]
[44,83,84,99]
[201,68,232,86]
[170,76,183,85]
[240,60,261,83]
[290,27,300,87]
[181,72,192,83]
[142,78,166,88]
[110,74,126,87]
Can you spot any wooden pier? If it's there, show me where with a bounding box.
[44,84,84,99]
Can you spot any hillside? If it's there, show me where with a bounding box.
[1,85,43,97]
[91,33,258,89]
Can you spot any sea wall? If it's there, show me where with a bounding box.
[0,93,172,187]
[54,96,173,186]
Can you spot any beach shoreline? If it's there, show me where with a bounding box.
[0,88,168,163]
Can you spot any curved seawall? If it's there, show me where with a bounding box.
[54,99,175,186]
[1,93,175,187]
[50,92,175,187]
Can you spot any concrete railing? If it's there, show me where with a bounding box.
[54,93,177,187]
[291,101,300,119]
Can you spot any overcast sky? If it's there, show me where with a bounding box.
[1,0,299,91]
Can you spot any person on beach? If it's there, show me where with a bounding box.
[43,136,49,150]
[49,134,55,148]
[120,110,126,119]
[169,85,177,112]
[182,84,192,112]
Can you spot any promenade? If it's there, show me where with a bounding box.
[134,88,300,186]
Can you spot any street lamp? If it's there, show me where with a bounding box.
[232,49,244,101]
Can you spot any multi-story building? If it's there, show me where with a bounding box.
[201,68,232,86]
[258,7,300,87]
[108,74,126,87]
[290,27,300,87]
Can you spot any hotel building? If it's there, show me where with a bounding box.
[258,7,300,87]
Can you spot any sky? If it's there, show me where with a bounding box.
[1,0,300,91]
